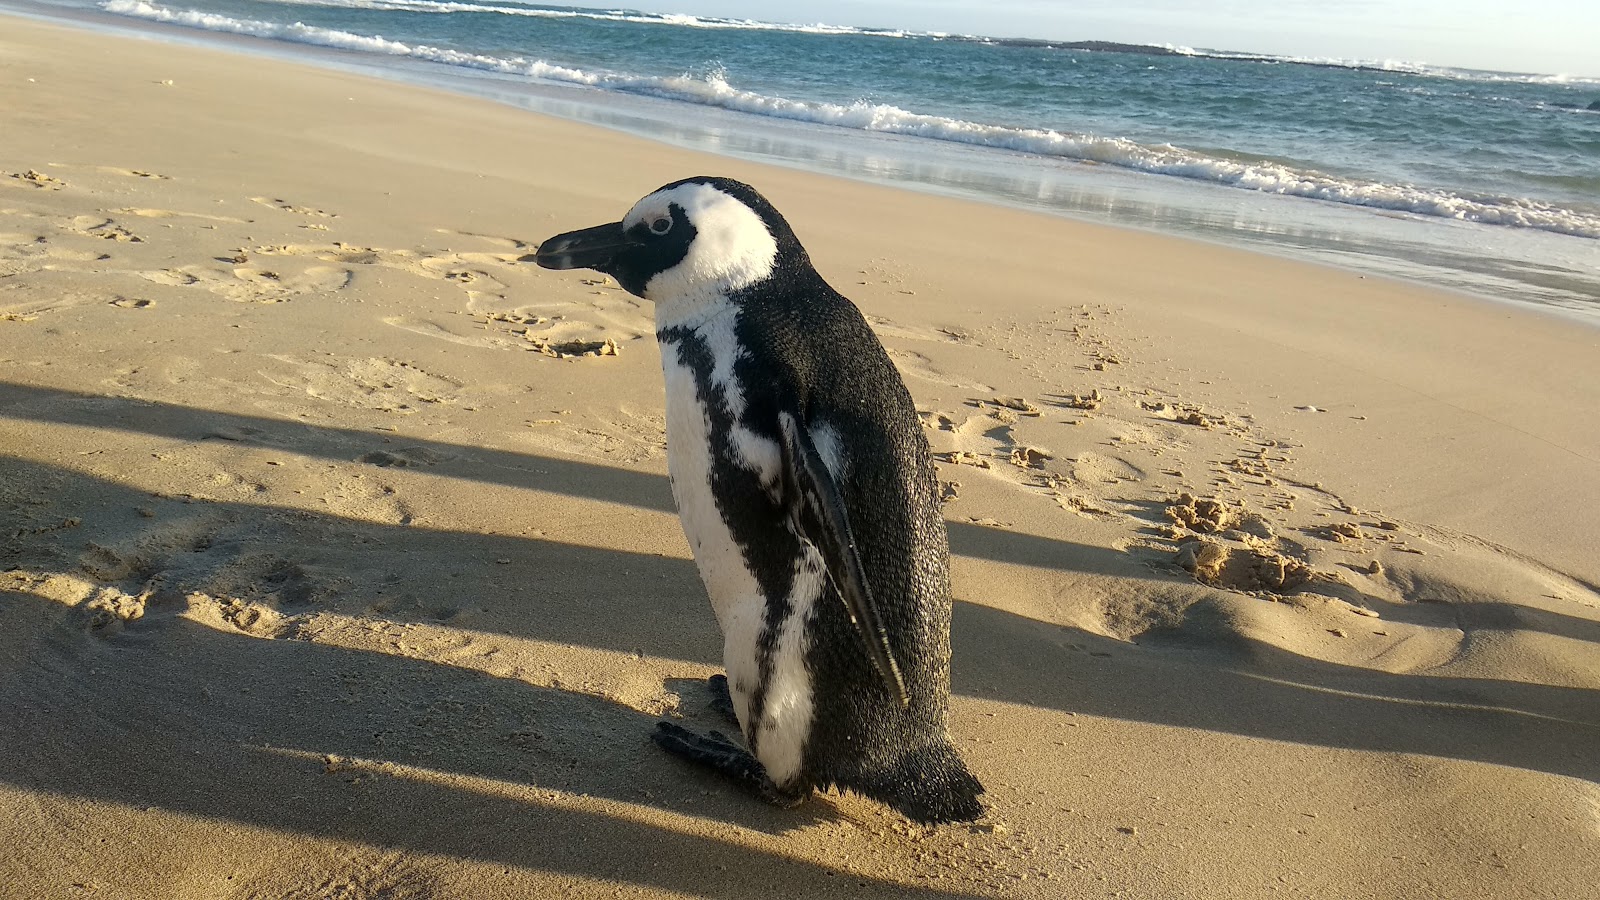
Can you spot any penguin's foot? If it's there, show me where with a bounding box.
[706,674,739,726]
[651,722,808,810]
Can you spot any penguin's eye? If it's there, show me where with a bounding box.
[649,217,672,235]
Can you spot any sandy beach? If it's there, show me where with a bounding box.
[2,14,1598,898]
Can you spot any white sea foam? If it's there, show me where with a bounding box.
[132,0,1600,83]
[1193,47,1600,85]
[253,0,914,37]
[99,0,1600,240]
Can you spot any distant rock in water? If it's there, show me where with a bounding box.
[1046,40,1188,56]
[955,36,1187,56]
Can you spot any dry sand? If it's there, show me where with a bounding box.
[2,15,1598,899]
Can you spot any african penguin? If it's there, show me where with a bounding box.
[532,176,984,824]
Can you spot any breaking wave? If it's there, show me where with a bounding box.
[234,0,922,37]
[100,0,1600,239]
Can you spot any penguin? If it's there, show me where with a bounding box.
[531,176,984,824]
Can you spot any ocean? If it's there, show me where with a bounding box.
[11,0,1600,318]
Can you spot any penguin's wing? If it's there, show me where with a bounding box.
[777,411,909,707]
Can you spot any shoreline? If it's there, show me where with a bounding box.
[9,0,1600,322]
[3,12,1598,899]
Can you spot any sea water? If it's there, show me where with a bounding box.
[11,0,1600,317]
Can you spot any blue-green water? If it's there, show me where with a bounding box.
[14,0,1600,316]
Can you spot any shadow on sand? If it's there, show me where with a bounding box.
[3,382,1598,892]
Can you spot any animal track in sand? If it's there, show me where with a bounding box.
[514,402,667,466]
[227,849,436,900]
[1,287,112,320]
[887,348,993,392]
[433,227,529,250]
[100,167,168,180]
[139,263,351,302]
[865,314,971,345]
[926,406,1074,504]
[373,258,651,354]
[2,216,139,271]
[0,232,54,278]
[139,268,200,287]
[250,196,335,217]
[117,207,248,224]
[60,511,348,640]
[1069,451,1147,486]
[252,242,525,295]
[319,471,417,526]
[357,446,451,468]
[519,415,665,465]
[69,216,143,243]
[6,170,66,190]
[382,316,512,351]
[45,164,169,180]
[270,355,462,413]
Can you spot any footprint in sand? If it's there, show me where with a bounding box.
[109,296,154,309]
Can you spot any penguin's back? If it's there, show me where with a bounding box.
[732,274,981,821]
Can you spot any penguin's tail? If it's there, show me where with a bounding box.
[852,741,985,825]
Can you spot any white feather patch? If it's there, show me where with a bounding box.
[659,305,785,765]
[660,324,757,630]
[808,421,847,484]
[754,547,822,787]
[627,182,778,325]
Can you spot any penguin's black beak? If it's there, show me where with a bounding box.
[523,221,637,270]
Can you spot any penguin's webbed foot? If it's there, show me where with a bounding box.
[651,722,807,809]
[706,674,739,726]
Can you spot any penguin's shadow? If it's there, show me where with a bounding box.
[0,583,928,897]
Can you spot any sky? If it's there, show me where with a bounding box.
[619,0,1600,77]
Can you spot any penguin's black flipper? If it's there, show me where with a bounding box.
[651,722,808,808]
[777,412,909,707]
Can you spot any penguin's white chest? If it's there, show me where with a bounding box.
[657,309,819,787]
[659,346,762,627]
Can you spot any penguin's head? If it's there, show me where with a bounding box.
[531,177,809,313]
